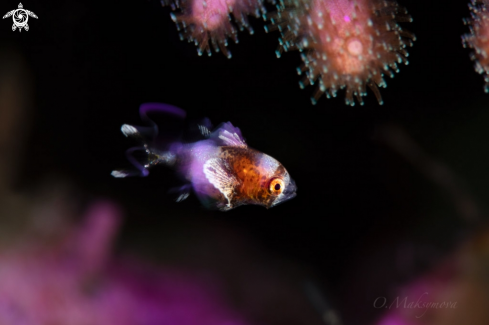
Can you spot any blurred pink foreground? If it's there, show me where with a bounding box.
[0,201,250,325]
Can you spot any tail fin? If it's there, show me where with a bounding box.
[111,125,177,178]
[111,103,186,178]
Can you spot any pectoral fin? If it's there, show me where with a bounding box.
[203,158,239,210]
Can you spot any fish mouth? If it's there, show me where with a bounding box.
[284,179,297,197]
[285,191,297,200]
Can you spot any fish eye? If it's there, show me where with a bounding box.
[269,178,285,195]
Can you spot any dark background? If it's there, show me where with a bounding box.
[2,0,489,324]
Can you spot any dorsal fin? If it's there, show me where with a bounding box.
[210,122,247,148]
[197,117,213,138]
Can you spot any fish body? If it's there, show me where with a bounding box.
[112,103,296,211]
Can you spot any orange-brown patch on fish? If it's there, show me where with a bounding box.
[220,147,272,205]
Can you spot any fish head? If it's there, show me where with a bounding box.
[197,147,297,211]
[255,154,297,209]
[265,167,297,209]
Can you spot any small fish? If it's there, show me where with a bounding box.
[112,103,297,211]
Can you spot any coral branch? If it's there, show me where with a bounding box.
[463,0,489,92]
[167,0,265,58]
[266,0,415,105]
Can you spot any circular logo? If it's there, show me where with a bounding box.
[13,10,28,28]
[3,3,38,32]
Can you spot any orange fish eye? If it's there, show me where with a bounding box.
[269,178,285,195]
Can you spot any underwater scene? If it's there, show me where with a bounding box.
[1,0,489,324]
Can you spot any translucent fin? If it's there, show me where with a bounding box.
[197,117,213,138]
[210,122,247,148]
[169,184,192,202]
[138,103,186,149]
[111,170,135,178]
[120,124,157,140]
[185,117,213,142]
[111,146,152,178]
[121,124,138,137]
[113,103,186,179]
[198,125,211,138]
[139,103,186,124]
[124,146,150,177]
[203,158,239,209]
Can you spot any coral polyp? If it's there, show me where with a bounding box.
[463,0,489,92]
[266,0,415,105]
[168,0,265,58]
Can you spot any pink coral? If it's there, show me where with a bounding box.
[463,0,489,92]
[0,201,252,325]
[169,0,265,58]
[267,0,415,105]
[376,228,489,325]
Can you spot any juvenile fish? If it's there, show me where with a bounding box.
[112,103,297,211]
